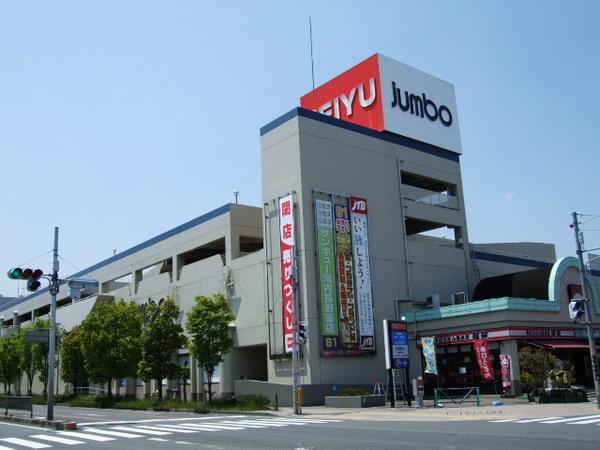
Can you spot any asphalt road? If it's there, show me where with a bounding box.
[1,406,599,450]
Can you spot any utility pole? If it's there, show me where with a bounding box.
[571,212,600,409]
[46,226,59,421]
[292,253,301,415]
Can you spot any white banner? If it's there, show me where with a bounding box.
[350,196,375,351]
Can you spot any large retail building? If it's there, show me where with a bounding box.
[2,54,598,403]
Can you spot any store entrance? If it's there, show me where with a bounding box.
[424,342,502,395]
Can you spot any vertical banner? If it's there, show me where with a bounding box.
[421,337,438,375]
[350,196,375,351]
[474,339,494,381]
[334,203,358,350]
[315,199,340,353]
[279,194,295,354]
[500,354,512,388]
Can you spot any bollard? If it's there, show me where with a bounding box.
[274,393,279,411]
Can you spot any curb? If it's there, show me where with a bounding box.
[0,415,77,430]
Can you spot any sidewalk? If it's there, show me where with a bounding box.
[271,396,600,422]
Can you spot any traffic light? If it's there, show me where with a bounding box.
[298,321,308,343]
[27,269,43,292]
[569,297,585,321]
[7,267,23,279]
[6,267,44,292]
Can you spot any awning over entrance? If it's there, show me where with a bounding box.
[527,340,600,350]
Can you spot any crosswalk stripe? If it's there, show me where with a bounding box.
[0,438,51,449]
[252,420,298,426]
[180,423,245,430]
[269,418,340,423]
[516,417,563,423]
[230,420,288,427]
[111,426,172,435]
[136,425,198,434]
[540,414,600,424]
[489,419,518,423]
[0,445,15,450]
[80,428,143,438]
[568,417,600,425]
[29,435,84,445]
[220,421,268,428]
[157,424,218,432]
[148,438,169,442]
[57,431,115,442]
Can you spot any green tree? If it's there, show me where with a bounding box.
[60,325,88,395]
[137,298,187,400]
[79,300,142,397]
[18,320,51,396]
[186,293,235,402]
[0,334,20,394]
[519,346,558,391]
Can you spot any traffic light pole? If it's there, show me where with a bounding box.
[572,212,600,409]
[47,226,59,421]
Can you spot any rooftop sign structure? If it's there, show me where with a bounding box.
[300,53,462,154]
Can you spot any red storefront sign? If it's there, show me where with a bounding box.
[300,53,462,154]
[474,339,494,381]
[279,194,295,353]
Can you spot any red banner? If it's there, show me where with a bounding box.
[500,354,512,388]
[474,339,494,381]
[279,195,295,353]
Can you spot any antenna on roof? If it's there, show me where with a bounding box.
[233,189,239,204]
[309,14,315,90]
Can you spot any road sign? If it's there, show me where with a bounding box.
[26,329,50,344]
[383,320,410,369]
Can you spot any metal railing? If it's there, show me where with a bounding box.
[402,185,458,209]
[434,387,480,407]
[0,396,33,418]
[75,386,107,396]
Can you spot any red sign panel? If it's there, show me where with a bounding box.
[279,194,295,353]
[300,54,384,132]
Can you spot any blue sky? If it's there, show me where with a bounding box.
[1,1,599,297]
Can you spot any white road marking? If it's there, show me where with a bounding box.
[0,438,51,449]
[29,434,84,445]
[111,426,172,435]
[158,424,218,432]
[136,425,197,434]
[541,414,600,424]
[57,431,115,441]
[180,423,245,431]
[568,417,600,425]
[489,419,518,423]
[148,438,170,442]
[516,417,563,423]
[80,427,143,438]
[232,420,289,427]
[0,445,15,450]
[78,415,245,426]
[220,421,268,428]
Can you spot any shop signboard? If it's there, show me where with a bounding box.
[350,196,375,351]
[421,336,438,375]
[279,194,296,353]
[300,53,462,154]
[474,339,494,381]
[334,203,358,350]
[315,199,340,353]
[383,320,409,369]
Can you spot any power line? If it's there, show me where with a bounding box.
[58,255,83,272]
[18,249,53,267]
